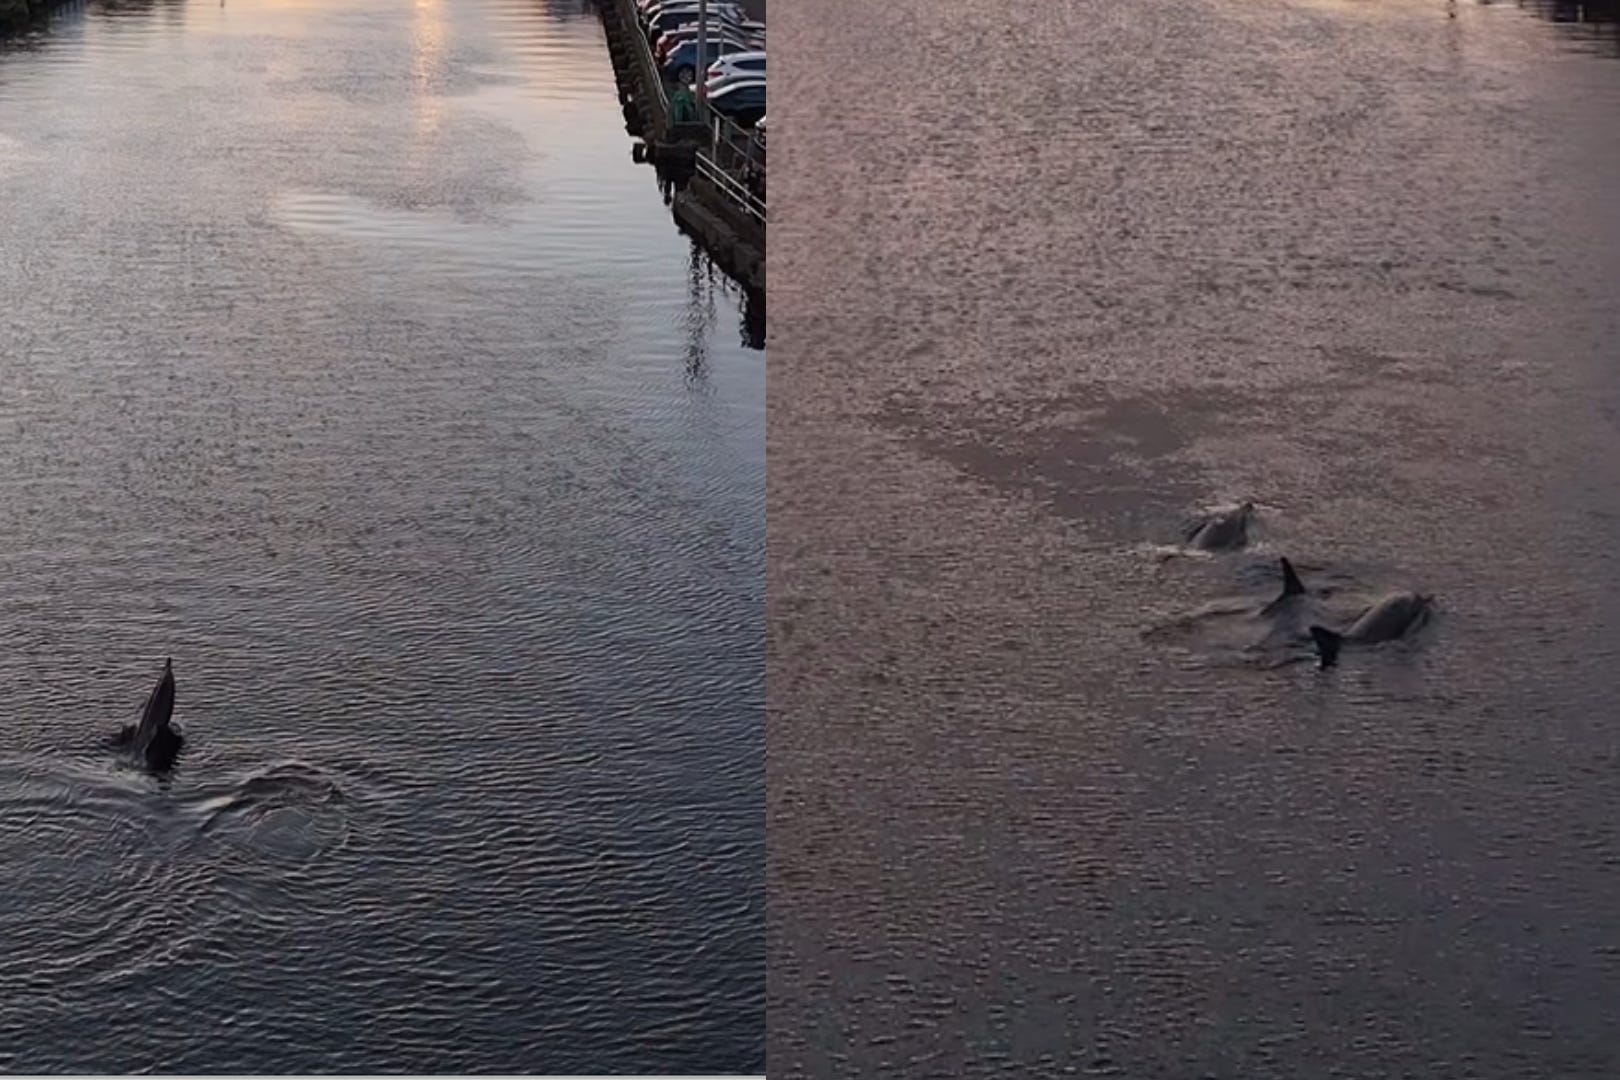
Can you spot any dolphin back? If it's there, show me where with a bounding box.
[1187,503,1253,551]
[1347,594,1430,643]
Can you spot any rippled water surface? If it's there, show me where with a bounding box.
[769,0,1620,1076]
[0,0,762,1072]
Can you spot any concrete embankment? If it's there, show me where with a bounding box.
[598,0,765,293]
[672,176,765,290]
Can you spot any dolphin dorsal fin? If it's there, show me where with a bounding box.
[1279,557,1305,598]
[1309,625,1343,668]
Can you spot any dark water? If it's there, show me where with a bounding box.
[0,0,762,1072]
[770,0,1620,1076]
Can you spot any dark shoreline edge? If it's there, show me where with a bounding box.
[0,0,65,37]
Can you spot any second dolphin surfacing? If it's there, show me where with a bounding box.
[1184,501,1256,552]
[1310,594,1434,668]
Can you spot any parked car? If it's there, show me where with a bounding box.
[641,0,741,17]
[650,13,760,50]
[705,51,766,83]
[654,15,758,50]
[656,23,763,63]
[647,13,745,44]
[706,79,766,126]
[641,0,743,21]
[643,3,745,36]
[702,69,765,101]
[644,1,750,24]
[653,13,764,43]
[661,38,757,83]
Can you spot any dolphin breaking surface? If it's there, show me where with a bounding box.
[1145,550,1435,670]
[769,0,1620,1073]
[0,0,765,1070]
[112,659,183,773]
[1184,501,1257,552]
[1310,592,1435,668]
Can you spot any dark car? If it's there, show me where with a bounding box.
[706,79,766,126]
[660,38,757,84]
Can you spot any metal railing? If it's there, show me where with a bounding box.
[697,110,766,224]
[619,0,669,116]
[695,151,766,226]
[710,110,765,180]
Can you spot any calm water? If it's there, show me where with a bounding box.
[0,0,763,1072]
[770,0,1620,1076]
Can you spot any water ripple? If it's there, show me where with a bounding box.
[0,0,762,1072]
[770,0,1620,1076]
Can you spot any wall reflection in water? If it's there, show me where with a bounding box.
[646,153,764,352]
[681,234,765,365]
[1512,0,1620,53]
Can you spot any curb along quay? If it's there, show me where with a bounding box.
[597,0,766,293]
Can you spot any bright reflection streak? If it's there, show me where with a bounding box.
[412,0,448,142]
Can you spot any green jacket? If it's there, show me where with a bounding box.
[670,88,698,124]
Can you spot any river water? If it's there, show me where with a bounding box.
[0,0,762,1072]
[770,0,1620,1076]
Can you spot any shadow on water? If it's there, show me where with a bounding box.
[533,0,598,19]
[740,282,765,349]
[649,152,692,206]
[3,0,178,42]
[643,150,765,351]
[1508,0,1620,53]
[680,234,765,364]
[89,0,183,17]
[670,215,765,351]
[1515,0,1620,22]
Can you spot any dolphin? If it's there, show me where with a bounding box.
[1141,557,1320,662]
[1260,556,1308,615]
[1309,594,1434,668]
[1185,501,1255,552]
[1248,556,1326,653]
[112,658,183,772]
